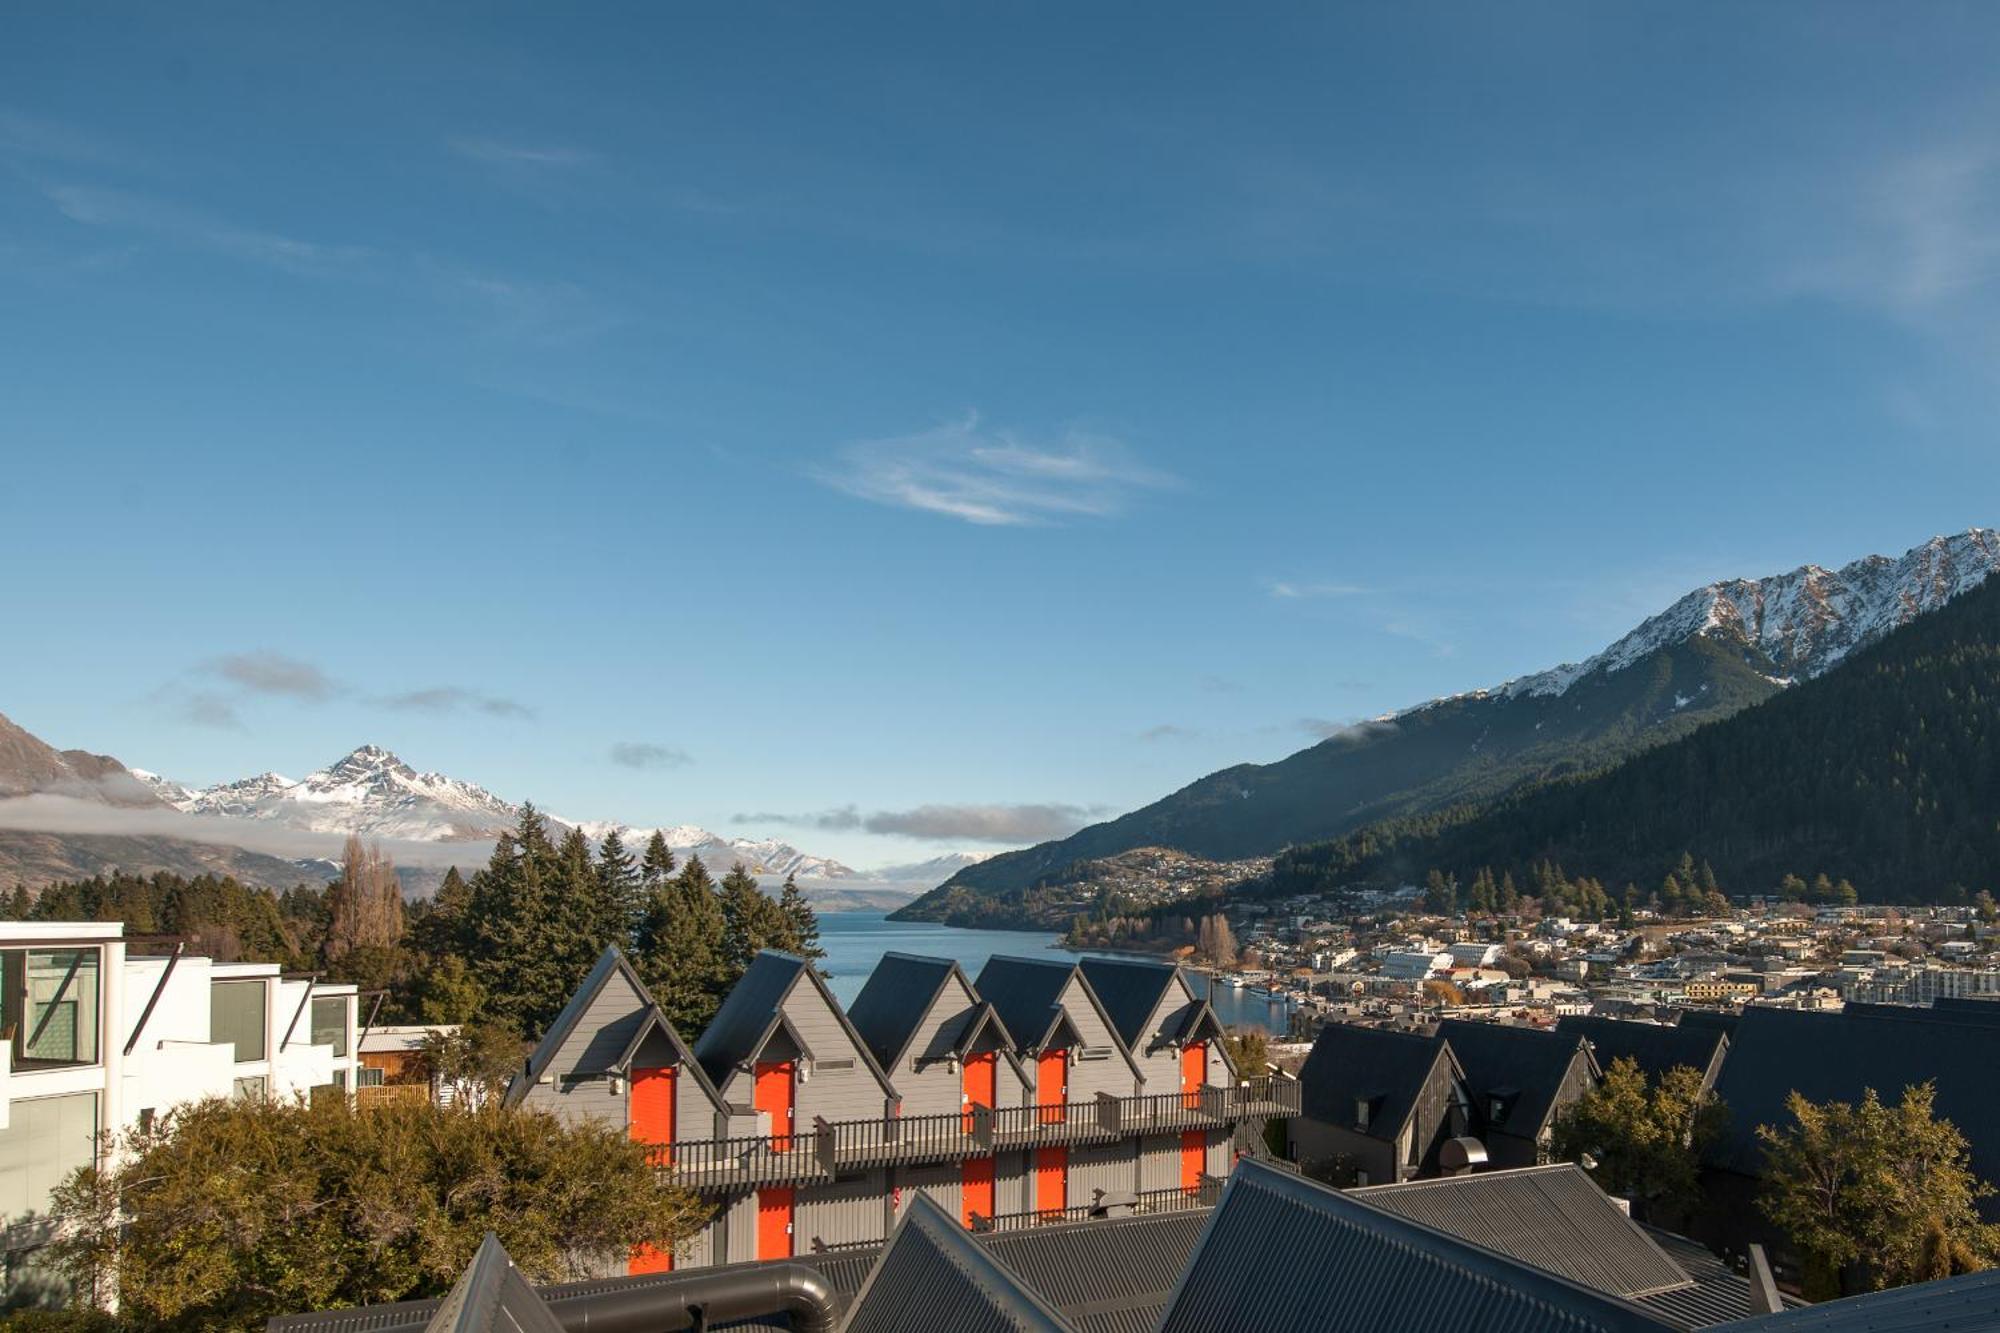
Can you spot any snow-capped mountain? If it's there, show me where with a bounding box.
[1485,528,2000,703]
[911,527,2000,907]
[562,819,854,881]
[145,744,859,879]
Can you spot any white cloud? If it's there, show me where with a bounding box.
[43,183,370,276]
[447,136,598,170]
[819,414,1177,526]
[737,801,1111,844]
[1267,580,1367,599]
[609,742,693,770]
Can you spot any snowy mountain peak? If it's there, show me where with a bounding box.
[1484,528,2000,704]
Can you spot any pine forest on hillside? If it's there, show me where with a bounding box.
[1273,570,2000,905]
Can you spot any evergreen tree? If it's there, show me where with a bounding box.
[775,872,824,962]
[634,855,730,1034]
[720,863,790,972]
[594,829,642,948]
[640,832,677,892]
[467,807,572,1037]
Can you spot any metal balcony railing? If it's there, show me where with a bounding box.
[650,1075,1299,1191]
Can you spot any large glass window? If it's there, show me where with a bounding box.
[0,1093,97,1237]
[309,995,350,1057]
[0,949,100,1069]
[210,980,268,1063]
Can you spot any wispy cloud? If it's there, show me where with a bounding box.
[1298,716,1398,745]
[177,692,245,731]
[1267,579,1367,599]
[206,651,336,701]
[425,262,617,344]
[1197,674,1243,694]
[0,110,120,166]
[447,136,598,170]
[818,414,1177,526]
[1138,723,1196,742]
[377,687,535,719]
[735,801,1111,844]
[43,183,370,276]
[609,741,693,770]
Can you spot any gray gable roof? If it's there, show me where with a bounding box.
[846,953,961,1070]
[1711,1267,2000,1331]
[1556,1016,1730,1087]
[692,950,897,1100]
[422,1234,564,1333]
[1439,1018,1599,1138]
[1297,1021,1461,1142]
[1350,1165,1696,1302]
[1707,1004,2000,1217]
[1077,957,1185,1051]
[503,946,723,1114]
[840,1193,1073,1333]
[1156,1160,1679,1333]
[973,956,1144,1081]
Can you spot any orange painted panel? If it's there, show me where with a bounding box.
[961,1155,995,1229]
[1036,1048,1068,1124]
[1180,1042,1205,1110]
[628,1241,673,1275]
[757,1186,795,1260]
[961,1050,996,1133]
[1181,1130,1205,1194]
[630,1065,676,1163]
[1035,1146,1068,1217]
[755,1060,795,1153]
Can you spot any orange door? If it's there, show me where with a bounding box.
[1034,1146,1068,1217]
[961,1155,995,1229]
[1180,1130,1205,1194]
[628,1241,673,1275]
[757,1186,795,1260]
[1180,1042,1205,1110]
[630,1065,676,1163]
[962,1050,996,1133]
[755,1060,795,1152]
[1036,1048,1068,1124]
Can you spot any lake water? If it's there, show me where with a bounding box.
[815,910,1296,1035]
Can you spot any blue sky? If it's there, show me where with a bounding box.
[4,4,1999,869]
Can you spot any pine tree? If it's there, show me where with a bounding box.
[775,872,823,962]
[635,855,730,1034]
[720,863,789,972]
[593,829,641,952]
[640,832,677,892]
[467,806,571,1037]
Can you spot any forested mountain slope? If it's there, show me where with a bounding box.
[1273,566,2000,901]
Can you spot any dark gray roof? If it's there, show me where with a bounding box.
[692,951,897,1100]
[980,1208,1210,1333]
[1640,1226,1803,1328]
[1556,1015,1729,1087]
[503,946,722,1114]
[1711,1268,2000,1331]
[265,1209,1202,1333]
[1297,1022,1459,1142]
[1706,1005,2000,1215]
[1077,957,1183,1051]
[841,1194,1073,1333]
[1350,1165,1695,1302]
[421,1234,563,1333]
[1438,1018,1598,1137]
[1155,1159,1679,1333]
[846,953,960,1070]
[975,956,1080,1053]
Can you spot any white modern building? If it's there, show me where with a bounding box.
[0,922,360,1303]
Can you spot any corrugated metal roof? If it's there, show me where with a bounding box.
[982,1209,1208,1328]
[840,1195,1072,1333]
[1710,1268,2000,1331]
[1155,1159,1680,1333]
[1636,1227,1804,1328]
[1351,1165,1695,1300]
[420,1234,564,1333]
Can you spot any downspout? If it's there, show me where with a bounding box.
[122,943,183,1057]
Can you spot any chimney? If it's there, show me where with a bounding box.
[1746,1244,1784,1316]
